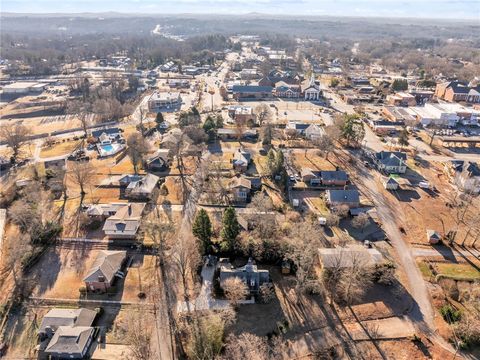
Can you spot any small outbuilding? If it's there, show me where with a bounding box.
[426,229,442,244]
[383,177,399,190]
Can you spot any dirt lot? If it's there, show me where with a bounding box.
[39,139,81,158]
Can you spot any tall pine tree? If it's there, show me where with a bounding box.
[192,209,213,254]
[221,206,239,251]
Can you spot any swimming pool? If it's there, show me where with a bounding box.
[97,142,125,157]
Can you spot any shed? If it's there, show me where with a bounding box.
[426,229,442,244]
[383,177,399,190]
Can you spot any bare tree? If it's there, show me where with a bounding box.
[142,215,175,265]
[314,133,334,160]
[0,124,31,163]
[284,221,325,292]
[255,104,272,126]
[68,161,95,198]
[352,213,369,233]
[171,235,201,302]
[124,311,157,360]
[127,132,150,174]
[222,277,249,306]
[222,333,269,360]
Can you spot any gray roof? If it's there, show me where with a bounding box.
[103,203,145,236]
[126,173,159,196]
[327,189,360,204]
[232,85,273,93]
[321,170,348,182]
[83,250,126,284]
[39,308,96,334]
[376,151,407,167]
[219,258,269,290]
[318,246,383,269]
[45,326,94,355]
[233,148,251,166]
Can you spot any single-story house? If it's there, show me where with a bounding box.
[91,127,122,142]
[326,189,360,208]
[45,326,95,359]
[229,176,252,204]
[103,203,145,239]
[318,245,383,270]
[301,168,321,186]
[321,171,348,186]
[83,250,127,292]
[286,121,310,136]
[39,308,96,338]
[83,203,125,220]
[120,173,160,200]
[39,308,97,359]
[218,257,269,293]
[217,128,258,141]
[145,149,171,172]
[375,151,407,174]
[232,148,251,172]
[305,124,325,141]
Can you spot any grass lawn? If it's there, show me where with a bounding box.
[291,151,336,171]
[435,262,480,281]
[307,197,330,216]
[418,261,433,279]
[40,140,81,158]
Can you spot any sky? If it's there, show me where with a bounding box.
[1,0,479,19]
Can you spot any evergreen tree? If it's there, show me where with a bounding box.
[266,149,277,176]
[275,150,284,175]
[340,114,365,147]
[398,128,409,148]
[391,79,408,91]
[155,112,165,127]
[221,207,239,251]
[192,209,213,254]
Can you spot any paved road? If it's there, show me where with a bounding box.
[412,246,480,259]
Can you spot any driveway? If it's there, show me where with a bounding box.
[177,263,231,313]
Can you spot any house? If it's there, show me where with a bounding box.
[91,127,121,142]
[83,250,127,292]
[39,308,97,338]
[274,81,301,98]
[218,258,269,293]
[305,124,325,141]
[386,92,417,107]
[239,68,259,80]
[147,91,182,112]
[318,245,383,270]
[45,326,95,359]
[217,128,258,141]
[375,151,407,174]
[301,168,321,186]
[145,149,170,172]
[326,189,360,208]
[227,105,255,124]
[383,177,399,190]
[232,85,273,101]
[83,203,125,220]
[302,75,322,101]
[321,171,348,186]
[229,176,252,203]
[120,173,159,200]
[232,148,251,172]
[444,160,480,194]
[426,229,442,245]
[286,121,310,136]
[39,308,97,359]
[435,81,480,104]
[103,203,145,239]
